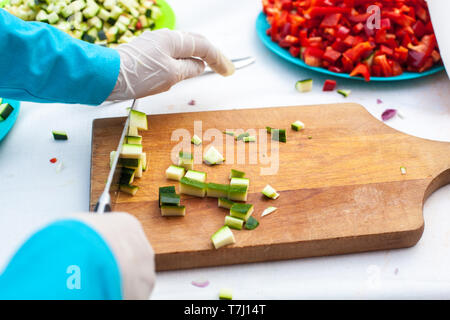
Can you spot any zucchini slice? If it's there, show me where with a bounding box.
[159,186,176,208]
[161,205,186,217]
[184,170,207,183]
[261,206,278,217]
[165,165,185,181]
[229,169,245,179]
[126,135,142,144]
[0,103,14,121]
[230,177,250,187]
[120,143,142,159]
[191,134,202,146]
[230,203,254,221]
[244,216,259,230]
[235,132,250,141]
[271,129,286,143]
[291,120,305,131]
[203,146,224,165]
[119,184,139,196]
[228,185,248,202]
[219,288,233,300]
[141,152,148,171]
[295,78,313,93]
[262,184,280,199]
[52,130,68,141]
[211,226,235,249]
[337,89,351,97]
[130,110,148,130]
[128,126,139,136]
[119,167,135,185]
[207,183,229,198]
[218,197,235,209]
[159,193,180,207]
[179,177,206,197]
[178,151,194,170]
[225,215,244,230]
[243,136,256,143]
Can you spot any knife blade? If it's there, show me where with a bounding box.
[94,98,138,213]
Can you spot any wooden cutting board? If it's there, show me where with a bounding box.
[90,103,450,271]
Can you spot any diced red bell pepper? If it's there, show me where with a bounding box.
[322,79,337,91]
[320,13,341,28]
[349,63,371,81]
[374,54,393,77]
[289,46,301,57]
[323,46,341,63]
[336,25,350,39]
[308,7,351,18]
[344,41,374,61]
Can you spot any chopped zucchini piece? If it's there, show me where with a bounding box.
[141,152,148,171]
[235,132,249,141]
[223,131,235,136]
[130,110,148,130]
[159,186,176,208]
[261,206,278,217]
[165,165,185,181]
[219,288,233,300]
[128,126,139,136]
[291,120,305,131]
[120,144,142,159]
[295,79,313,93]
[262,184,280,199]
[230,177,249,187]
[126,135,142,144]
[178,151,194,170]
[0,103,14,121]
[179,177,206,197]
[119,184,138,196]
[184,170,207,183]
[119,167,135,185]
[244,216,259,230]
[211,226,235,249]
[52,130,68,141]
[337,89,351,97]
[191,134,202,145]
[271,129,286,143]
[229,169,245,179]
[133,158,143,178]
[161,205,186,217]
[160,193,180,207]
[120,158,140,168]
[207,183,229,198]
[266,126,272,133]
[228,185,248,202]
[218,197,235,209]
[225,215,244,230]
[203,146,224,165]
[230,203,254,221]
[243,136,256,142]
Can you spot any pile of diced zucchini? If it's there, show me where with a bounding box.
[3,0,162,47]
[110,109,148,196]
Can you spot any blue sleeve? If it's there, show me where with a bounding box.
[0,9,120,105]
[0,220,123,300]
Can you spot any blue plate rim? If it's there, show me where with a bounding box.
[0,99,20,142]
[256,12,444,82]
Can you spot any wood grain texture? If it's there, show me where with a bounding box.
[90,103,450,271]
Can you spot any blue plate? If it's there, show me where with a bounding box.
[256,12,445,81]
[0,99,20,142]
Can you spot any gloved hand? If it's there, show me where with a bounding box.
[107,29,235,101]
[72,212,155,300]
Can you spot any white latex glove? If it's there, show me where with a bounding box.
[71,212,155,300]
[107,29,235,101]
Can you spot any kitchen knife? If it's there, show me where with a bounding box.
[93,99,138,214]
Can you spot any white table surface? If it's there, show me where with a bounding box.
[0,0,449,300]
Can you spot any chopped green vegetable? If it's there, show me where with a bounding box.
[261,206,278,217]
[225,215,244,230]
[178,151,194,170]
[165,165,185,181]
[120,144,142,159]
[266,126,272,133]
[159,186,176,208]
[295,79,313,93]
[141,152,148,171]
[161,205,186,217]
[119,167,135,185]
[291,120,305,131]
[228,185,248,202]
[262,184,280,199]
[308,136,312,139]
[207,183,229,198]
[179,177,206,197]
[223,131,235,136]
[119,184,139,196]
[229,169,245,179]
[126,135,142,144]
[230,177,250,187]
[243,136,256,142]
[218,197,235,209]
[52,130,68,141]
[184,170,207,183]
[400,166,407,175]
[235,132,250,141]
[337,89,351,98]
[203,146,224,165]
[191,134,202,145]
[0,103,14,121]
[230,203,254,221]
[244,216,259,230]
[211,226,235,249]
[271,129,286,143]
[160,193,180,207]
[128,126,139,136]
[130,110,148,130]
[219,288,233,300]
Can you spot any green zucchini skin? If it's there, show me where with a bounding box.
[52,130,68,140]
[0,103,14,121]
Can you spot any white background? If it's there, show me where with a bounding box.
[0,0,449,299]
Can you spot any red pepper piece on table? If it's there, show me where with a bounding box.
[350,63,371,81]
[323,79,337,91]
